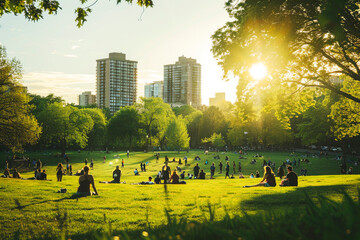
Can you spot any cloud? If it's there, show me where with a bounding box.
[63,54,78,58]
[22,72,96,104]
[71,45,80,50]
[10,28,22,32]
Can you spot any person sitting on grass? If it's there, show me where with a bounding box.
[154,175,161,184]
[239,172,245,178]
[134,168,140,176]
[76,166,98,196]
[199,169,206,179]
[278,165,285,180]
[180,171,185,179]
[2,168,11,178]
[280,166,298,187]
[250,173,255,178]
[99,166,122,184]
[244,166,276,188]
[255,171,260,178]
[170,170,180,184]
[12,168,21,179]
[230,174,235,179]
[40,170,47,180]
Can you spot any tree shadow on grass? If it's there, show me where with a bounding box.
[240,183,360,211]
[13,194,96,210]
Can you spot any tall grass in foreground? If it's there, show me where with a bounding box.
[18,189,359,240]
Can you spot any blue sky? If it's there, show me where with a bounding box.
[0,0,238,104]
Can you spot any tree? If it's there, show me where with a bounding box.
[202,133,225,150]
[38,102,93,155]
[212,0,360,103]
[0,46,41,152]
[172,105,197,117]
[82,108,106,150]
[138,97,174,149]
[107,106,141,150]
[165,117,189,153]
[184,110,203,148]
[199,106,228,140]
[29,93,63,117]
[1,0,154,27]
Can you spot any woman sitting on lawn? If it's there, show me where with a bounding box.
[244,166,276,188]
[76,166,98,196]
[170,170,180,184]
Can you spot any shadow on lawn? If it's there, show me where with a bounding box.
[240,183,360,211]
[13,194,93,210]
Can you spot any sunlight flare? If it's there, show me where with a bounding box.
[249,63,267,80]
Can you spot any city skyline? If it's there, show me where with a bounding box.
[0,0,238,105]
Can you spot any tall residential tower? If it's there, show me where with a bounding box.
[144,81,163,99]
[96,53,137,115]
[163,56,201,107]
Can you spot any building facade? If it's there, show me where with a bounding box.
[79,91,96,106]
[163,56,201,107]
[209,92,226,108]
[144,81,163,99]
[96,53,137,115]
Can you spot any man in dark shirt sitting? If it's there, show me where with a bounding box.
[199,169,206,179]
[280,166,298,186]
[40,170,47,180]
[154,175,161,184]
[112,166,121,183]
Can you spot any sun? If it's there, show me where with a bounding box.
[249,63,267,80]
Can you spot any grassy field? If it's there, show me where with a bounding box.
[0,150,359,239]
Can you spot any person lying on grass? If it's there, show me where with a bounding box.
[1,168,11,178]
[99,166,122,184]
[280,166,298,187]
[76,166,98,196]
[243,166,276,188]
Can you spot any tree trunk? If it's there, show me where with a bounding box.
[60,139,66,158]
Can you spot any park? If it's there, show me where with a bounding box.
[0,149,359,239]
[1,0,360,239]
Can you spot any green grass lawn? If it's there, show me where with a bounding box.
[0,150,359,240]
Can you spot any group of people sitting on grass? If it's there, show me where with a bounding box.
[244,166,298,188]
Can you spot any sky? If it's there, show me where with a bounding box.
[0,0,238,105]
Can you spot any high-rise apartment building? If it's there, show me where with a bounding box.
[79,91,96,106]
[96,53,137,115]
[163,56,201,107]
[209,92,226,108]
[144,81,163,99]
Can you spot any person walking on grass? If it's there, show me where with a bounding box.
[85,158,88,166]
[122,159,125,167]
[56,163,64,182]
[193,163,200,178]
[225,162,230,179]
[90,159,94,169]
[162,162,171,183]
[233,161,236,174]
[210,163,215,179]
[243,166,276,188]
[219,161,223,173]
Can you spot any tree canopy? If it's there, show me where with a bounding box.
[0,46,41,152]
[1,0,154,27]
[38,102,93,155]
[212,0,360,103]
